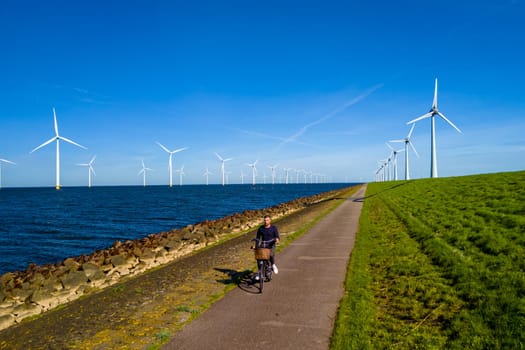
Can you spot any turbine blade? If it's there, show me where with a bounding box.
[90,155,96,164]
[60,136,87,149]
[386,142,394,151]
[214,152,223,161]
[53,108,59,136]
[0,159,16,165]
[407,112,432,125]
[30,137,56,153]
[407,123,416,138]
[156,142,170,153]
[91,167,96,176]
[409,141,420,158]
[437,111,462,133]
[172,147,188,154]
[433,78,438,109]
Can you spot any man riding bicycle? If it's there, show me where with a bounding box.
[255,215,280,278]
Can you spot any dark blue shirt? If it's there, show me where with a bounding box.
[256,225,280,247]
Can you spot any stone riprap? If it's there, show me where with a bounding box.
[0,189,342,331]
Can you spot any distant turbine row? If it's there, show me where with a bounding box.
[1,108,331,189]
[377,78,462,181]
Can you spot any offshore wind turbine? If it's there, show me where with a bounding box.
[215,152,232,186]
[138,160,153,187]
[386,143,404,181]
[407,78,462,178]
[268,164,278,185]
[240,170,245,184]
[30,108,87,190]
[0,158,16,189]
[246,160,258,185]
[176,165,185,186]
[77,155,96,188]
[390,123,419,180]
[203,167,212,185]
[156,142,188,187]
[283,167,290,184]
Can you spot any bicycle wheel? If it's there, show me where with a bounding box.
[258,261,264,293]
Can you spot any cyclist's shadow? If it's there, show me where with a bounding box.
[214,268,260,294]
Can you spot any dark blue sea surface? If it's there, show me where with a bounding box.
[0,183,355,275]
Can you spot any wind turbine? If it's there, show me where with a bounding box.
[390,124,419,180]
[240,170,245,184]
[268,164,278,185]
[246,160,258,185]
[407,78,462,178]
[77,155,96,188]
[386,143,404,181]
[215,152,232,186]
[0,158,16,189]
[138,160,153,187]
[203,167,212,185]
[283,168,290,184]
[156,142,188,187]
[30,108,87,190]
[176,165,185,186]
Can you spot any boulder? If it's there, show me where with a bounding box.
[0,314,15,330]
[61,270,88,290]
[63,257,81,272]
[31,288,56,308]
[11,287,33,302]
[81,262,101,279]
[13,303,41,321]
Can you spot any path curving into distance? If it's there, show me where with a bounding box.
[163,185,367,350]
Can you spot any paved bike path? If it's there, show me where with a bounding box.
[163,185,367,350]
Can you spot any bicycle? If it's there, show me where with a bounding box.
[251,238,275,293]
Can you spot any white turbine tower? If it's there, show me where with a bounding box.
[77,155,96,188]
[30,108,87,190]
[390,124,419,180]
[246,160,258,185]
[157,142,188,187]
[268,164,278,185]
[138,160,153,187]
[215,152,232,186]
[386,144,404,181]
[407,78,462,178]
[176,165,185,186]
[0,158,16,189]
[203,167,212,185]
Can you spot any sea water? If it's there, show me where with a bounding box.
[0,183,355,275]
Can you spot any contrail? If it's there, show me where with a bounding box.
[275,83,384,150]
[236,128,313,147]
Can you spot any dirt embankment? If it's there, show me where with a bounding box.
[0,186,359,350]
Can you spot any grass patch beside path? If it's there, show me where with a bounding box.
[0,185,360,350]
[331,171,525,349]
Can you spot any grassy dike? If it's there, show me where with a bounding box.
[0,185,360,350]
[331,171,525,349]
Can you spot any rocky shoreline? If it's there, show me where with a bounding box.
[0,188,342,331]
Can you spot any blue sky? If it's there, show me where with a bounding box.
[0,0,524,187]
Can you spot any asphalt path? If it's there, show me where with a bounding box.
[163,185,366,350]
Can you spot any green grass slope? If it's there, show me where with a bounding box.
[331,171,525,349]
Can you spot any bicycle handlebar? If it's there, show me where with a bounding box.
[252,238,276,248]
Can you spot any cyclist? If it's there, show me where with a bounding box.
[255,214,280,277]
